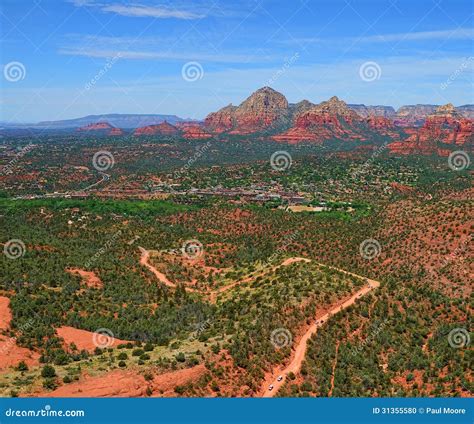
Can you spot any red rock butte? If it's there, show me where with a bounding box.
[77,122,124,136]
[133,121,180,136]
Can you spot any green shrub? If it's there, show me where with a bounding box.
[41,365,56,378]
[117,352,128,360]
[16,361,28,372]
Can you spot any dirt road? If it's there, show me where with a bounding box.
[261,264,380,397]
[140,248,311,301]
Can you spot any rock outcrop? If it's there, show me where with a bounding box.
[205,87,289,134]
[133,121,179,136]
[77,122,123,136]
[181,123,213,140]
[388,103,473,155]
[273,96,376,143]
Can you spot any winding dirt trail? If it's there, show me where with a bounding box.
[328,341,340,397]
[261,264,380,397]
[139,247,177,288]
[139,247,311,301]
[139,247,200,293]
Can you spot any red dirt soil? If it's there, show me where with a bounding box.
[0,296,12,331]
[56,326,129,353]
[0,296,40,371]
[66,268,102,288]
[139,247,199,293]
[37,364,206,398]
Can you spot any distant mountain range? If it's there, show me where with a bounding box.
[2,101,473,131]
[1,88,472,157]
[2,114,190,129]
[202,87,473,155]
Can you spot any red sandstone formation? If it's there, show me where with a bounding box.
[77,122,123,136]
[133,121,180,136]
[273,96,370,143]
[181,124,212,140]
[205,86,289,134]
[388,104,473,155]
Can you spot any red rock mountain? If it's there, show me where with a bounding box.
[133,121,179,136]
[388,103,473,155]
[77,122,124,136]
[205,87,290,134]
[273,96,397,143]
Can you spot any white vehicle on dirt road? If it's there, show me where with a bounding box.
[277,376,283,382]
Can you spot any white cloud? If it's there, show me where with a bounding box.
[289,28,474,45]
[69,1,206,19]
[58,47,274,63]
[357,28,474,43]
[101,4,204,19]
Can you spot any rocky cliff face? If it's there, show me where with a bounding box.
[273,96,386,143]
[180,123,213,140]
[202,88,472,155]
[388,104,473,155]
[204,104,237,133]
[205,87,289,134]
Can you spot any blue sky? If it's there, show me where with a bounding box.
[1,0,473,122]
